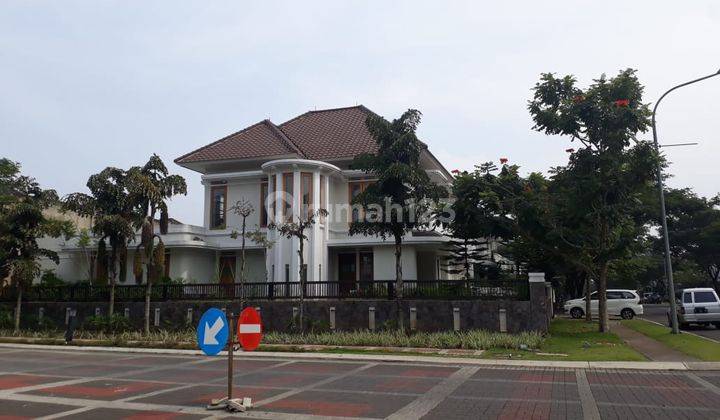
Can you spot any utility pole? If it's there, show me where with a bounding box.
[652,69,720,334]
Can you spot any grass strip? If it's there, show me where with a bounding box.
[483,319,646,361]
[622,319,720,361]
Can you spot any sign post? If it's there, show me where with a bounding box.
[199,307,262,413]
[227,312,234,402]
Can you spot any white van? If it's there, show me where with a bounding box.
[564,289,644,319]
[670,288,720,329]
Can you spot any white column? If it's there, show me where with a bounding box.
[291,169,301,282]
[309,171,321,281]
[323,174,330,280]
[273,171,283,282]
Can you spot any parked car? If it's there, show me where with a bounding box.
[642,292,662,304]
[564,289,643,320]
[669,288,720,329]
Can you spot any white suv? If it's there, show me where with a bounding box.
[564,289,644,320]
[670,288,720,329]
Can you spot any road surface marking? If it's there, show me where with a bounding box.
[386,366,479,420]
[576,369,601,420]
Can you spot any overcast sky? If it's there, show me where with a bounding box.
[1,1,719,225]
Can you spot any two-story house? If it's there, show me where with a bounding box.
[49,106,455,288]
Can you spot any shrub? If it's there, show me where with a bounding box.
[40,270,66,287]
[82,314,132,333]
[0,310,12,329]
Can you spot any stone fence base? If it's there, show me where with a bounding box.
[1,297,550,334]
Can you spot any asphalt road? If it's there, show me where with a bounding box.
[641,304,720,342]
[3,346,720,419]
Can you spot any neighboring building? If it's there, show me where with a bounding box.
[45,106,456,287]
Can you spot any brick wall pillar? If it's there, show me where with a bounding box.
[528,272,550,332]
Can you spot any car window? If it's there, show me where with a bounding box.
[683,293,692,303]
[606,291,623,300]
[694,291,718,304]
[622,292,636,299]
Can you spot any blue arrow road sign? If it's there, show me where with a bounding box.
[197,308,229,356]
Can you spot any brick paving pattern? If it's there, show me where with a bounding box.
[1,346,720,419]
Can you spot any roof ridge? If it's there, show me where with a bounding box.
[278,104,371,128]
[262,119,307,158]
[175,120,273,164]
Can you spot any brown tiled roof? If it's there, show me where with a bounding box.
[175,120,302,164]
[278,105,379,160]
[176,106,381,164]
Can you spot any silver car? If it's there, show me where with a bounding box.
[669,288,720,329]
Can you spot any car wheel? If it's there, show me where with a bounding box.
[713,322,720,329]
[570,307,584,319]
[620,308,635,320]
[680,322,690,330]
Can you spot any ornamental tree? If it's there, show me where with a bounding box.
[350,109,447,331]
[528,69,658,332]
[126,154,187,335]
[269,208,328,332]
[0,158,73,331]
[63,167,135,316]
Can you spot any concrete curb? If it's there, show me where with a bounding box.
[1,342,716,370]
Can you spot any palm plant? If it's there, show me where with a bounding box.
[63,167,135,316]
[126,155,186,335]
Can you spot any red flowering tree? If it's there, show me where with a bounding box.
[528,69,659,332]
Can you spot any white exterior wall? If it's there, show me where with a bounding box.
[372,245,418,281]
[167,248,216,283]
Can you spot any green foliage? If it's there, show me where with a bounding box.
[660,188,720,291]
[349,109,447,241]
[263,329,543,350]
[39,270,65,287]
[0,310,12,329]
[526,70,659,331]
[82,314,132,333]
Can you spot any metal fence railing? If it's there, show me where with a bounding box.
[0,279,529,302]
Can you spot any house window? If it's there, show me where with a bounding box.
[359,251,373,282]
[319,175,326,222]
[282,173,294,222]
[260,181,269,227]
[301,172,313,220]
[285,264,290,282]
[210,186,227,229]
[348,180,373,223]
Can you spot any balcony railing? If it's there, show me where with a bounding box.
[0,279,529,302]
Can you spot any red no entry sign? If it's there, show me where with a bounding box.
[237,307,262,351]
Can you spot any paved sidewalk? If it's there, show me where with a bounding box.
[612,322,698,362]
[3,346,720,419]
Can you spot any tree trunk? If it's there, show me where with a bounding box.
[144,264,151,335]
[598,263,609,333]
[297,239,304,333]
[109,252,117,316]
[240,216,247,309]
[394,235,404,331]
[14,286,22,332]
[585,275,592,322]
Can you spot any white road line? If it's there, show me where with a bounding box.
[385,366,479,420]
[35,406,96,420]
[253,362,378,407]
[686,372,720,395]
[575,370,601,420]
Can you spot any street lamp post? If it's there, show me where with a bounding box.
[652,69,720,334]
